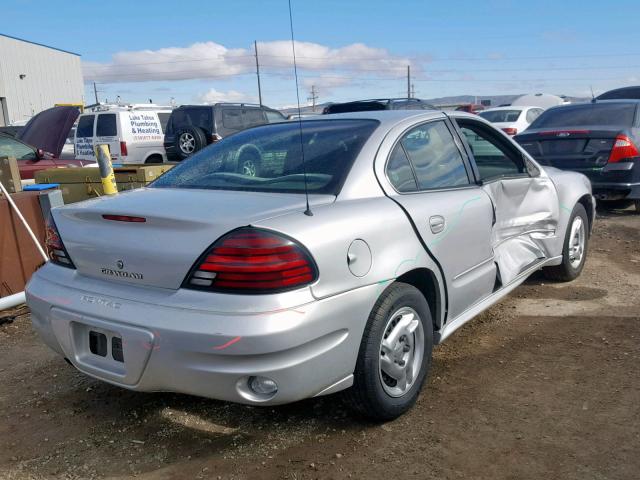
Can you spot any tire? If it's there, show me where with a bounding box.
[237,149,262,177]
[344,282,433,421]
[144,154,163,164]
[175,126,207,160]
[543,203,589,281]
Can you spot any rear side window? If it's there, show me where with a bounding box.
[399,121,469,189]
[386,144,418,192]
[96,114,117,136]
[76,115,95,138]
[531,103,637,128]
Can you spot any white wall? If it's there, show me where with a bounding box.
[0,35,84,126]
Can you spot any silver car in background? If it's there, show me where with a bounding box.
[26,111,594,420]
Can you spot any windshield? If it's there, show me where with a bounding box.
[152,119,379,195]
[530,103,637,128]
[479,109,522,123]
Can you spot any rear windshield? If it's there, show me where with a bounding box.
[530,103,637,128]
[479,109,522,123]
[157,112,171,133]
[166,107,212,135]
[152,119,379,195]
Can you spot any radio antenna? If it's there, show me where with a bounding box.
[288,0,313,216]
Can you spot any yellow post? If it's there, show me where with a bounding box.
[94,144,118,195]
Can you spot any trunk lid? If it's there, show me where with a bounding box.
[53,187,334,289]
[515,127,626,170]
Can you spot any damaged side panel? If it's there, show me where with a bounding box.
[482,176,560,285]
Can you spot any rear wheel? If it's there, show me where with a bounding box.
[344,282,433,421]
[543,203,589,281]
[175,126,207,160]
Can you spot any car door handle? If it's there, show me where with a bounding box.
[429,215,446,234]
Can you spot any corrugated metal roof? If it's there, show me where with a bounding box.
[0,33,80,56]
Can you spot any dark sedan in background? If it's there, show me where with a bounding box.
[515,100,640,212]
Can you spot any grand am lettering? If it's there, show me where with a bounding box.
[100,268,144,280]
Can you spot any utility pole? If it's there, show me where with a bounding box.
[307,85,319,111]
[407,65,411,98]
[254,40,263,106]
[93,82,99,104]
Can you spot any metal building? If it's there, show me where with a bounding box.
[0,33,83,126]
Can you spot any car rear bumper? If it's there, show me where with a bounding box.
[571,161,640,200]
[26,263,378,405]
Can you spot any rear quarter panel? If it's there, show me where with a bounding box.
[254,196,447,328]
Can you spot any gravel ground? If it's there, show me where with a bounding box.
[0,208,638,480]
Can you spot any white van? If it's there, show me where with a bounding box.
[74,104,172,164]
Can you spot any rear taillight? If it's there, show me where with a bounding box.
[45,215,75,269]
[502,127,518,135]
[184,228,317,293]
[120,141,128,156]
[608,134,639,163]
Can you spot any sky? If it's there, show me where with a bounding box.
[3,0,640,108]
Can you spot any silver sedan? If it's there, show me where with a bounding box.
[26,110,594,420]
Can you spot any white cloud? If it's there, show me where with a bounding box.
[83,40,412,84]
[197,88,255,104]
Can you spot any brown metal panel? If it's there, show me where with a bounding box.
[0,191,46,296]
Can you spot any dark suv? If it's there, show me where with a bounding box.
[164,103,286,160]
[515,100,640,212]
[322,98,436,114]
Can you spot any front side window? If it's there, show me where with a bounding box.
[96,114,117,137]
[399,121,470,189]
[76,115,95,138]
[152,119,379,195]
[0,135,36,160]
[459,122,525,181]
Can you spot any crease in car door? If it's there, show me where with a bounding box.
[385,119,497,320]
[457,120,559,285]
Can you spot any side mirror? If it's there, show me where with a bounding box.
[35,148,45,160]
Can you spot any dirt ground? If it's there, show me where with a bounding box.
[1,208,638,480]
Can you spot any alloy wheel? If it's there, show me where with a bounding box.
[379,307,424,397]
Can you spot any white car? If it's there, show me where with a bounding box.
[478,106,544,136]
[75,105,172,164]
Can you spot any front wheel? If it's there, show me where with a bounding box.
[344,282,433,421]
[543,203,589,281]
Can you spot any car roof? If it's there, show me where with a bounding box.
[306,109,443,126]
